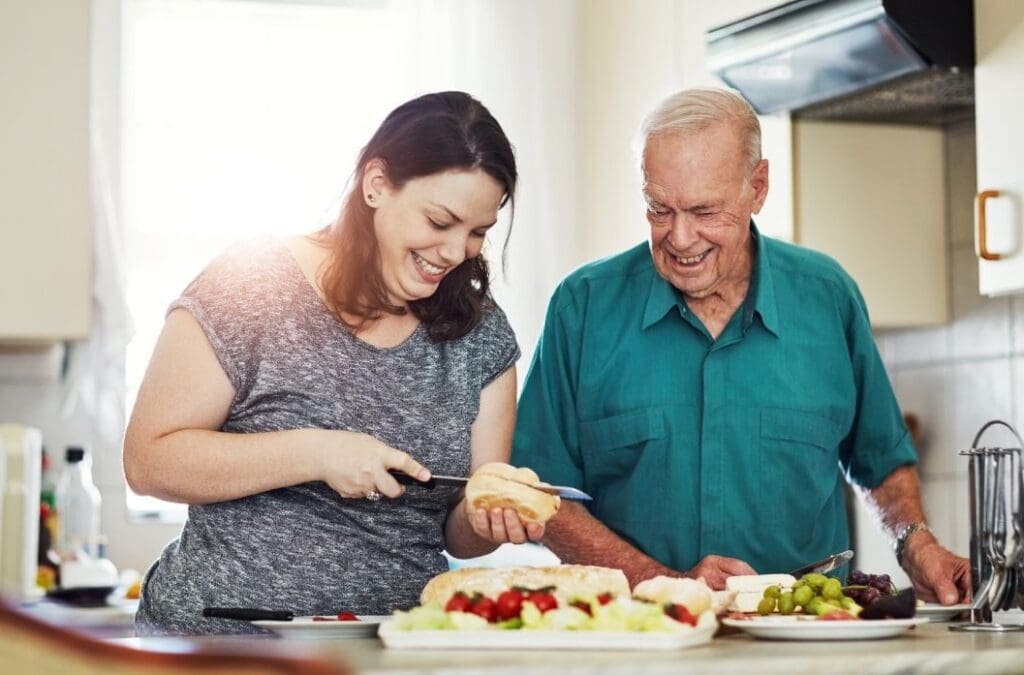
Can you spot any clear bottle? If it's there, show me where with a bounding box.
[54,446,102,561]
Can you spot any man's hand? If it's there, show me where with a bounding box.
[902,533,971,605]
[684,554,756,590]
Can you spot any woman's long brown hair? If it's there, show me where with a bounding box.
[319,91,517,342]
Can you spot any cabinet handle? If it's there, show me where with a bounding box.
[976,189,1002,261]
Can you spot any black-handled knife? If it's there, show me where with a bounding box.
[387,470,591,500]
[203,607,294,621]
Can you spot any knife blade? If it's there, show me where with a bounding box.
[203,607,294,621]
[388,470,592,501]
[787,549,854,577]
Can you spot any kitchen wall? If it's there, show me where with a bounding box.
[855,121,1024,584]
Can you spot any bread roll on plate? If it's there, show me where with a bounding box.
[420,565,630,606]
[632,576,714,616]
[465,462,560,524]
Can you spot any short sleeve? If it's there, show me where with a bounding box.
[476,303,521,388]
[165,243,266,399]
[838,279,918,489]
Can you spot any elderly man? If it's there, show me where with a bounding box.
[512,87,969,604]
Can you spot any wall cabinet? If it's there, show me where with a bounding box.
[974,1,1024,296]
[0,3,92,342]
[793,120,949,328]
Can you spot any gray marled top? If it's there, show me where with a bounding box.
[135,238,519,635]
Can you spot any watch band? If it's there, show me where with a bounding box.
[894,521,932,565]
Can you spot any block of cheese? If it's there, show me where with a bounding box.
[725,574,796,612]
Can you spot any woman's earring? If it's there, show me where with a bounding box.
[366,193,375,203]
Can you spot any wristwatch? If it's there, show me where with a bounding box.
[894,521,932,566]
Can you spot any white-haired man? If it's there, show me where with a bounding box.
[512,87,969,604]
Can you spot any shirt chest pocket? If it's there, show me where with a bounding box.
[758,407,846,528]
[579,409,671,523]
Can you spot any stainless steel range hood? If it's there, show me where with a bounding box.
[707,0,974,125]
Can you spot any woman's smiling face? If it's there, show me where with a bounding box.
[365,164,505,305]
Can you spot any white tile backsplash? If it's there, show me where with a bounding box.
[1013,296,1024,355]
[949,244,1013,360]
[893,365,949,475]
[1014,357,1024,431]
[889,325,950,367]
[949,359,1014,463]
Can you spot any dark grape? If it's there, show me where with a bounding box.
[848,570,869,585]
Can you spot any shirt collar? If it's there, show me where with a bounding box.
[641,221,780,337]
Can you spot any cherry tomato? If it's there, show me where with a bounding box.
[597,592,614,606]
[336,611,358,621]
[527,591,559,614]
[445,592,473,613]
[496,590,525,621]
[664,603,697,626]
[570,600,592,616]
[469,596,498,623]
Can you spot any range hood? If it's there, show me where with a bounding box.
[707,0,974,125]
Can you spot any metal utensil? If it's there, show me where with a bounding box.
[787,550,854,577]
[388,470,592,501]
[203,607,294,621]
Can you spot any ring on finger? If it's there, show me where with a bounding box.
[365,489,383,502]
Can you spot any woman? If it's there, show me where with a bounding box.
[125,91,539,635]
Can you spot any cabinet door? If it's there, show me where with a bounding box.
[0,3,91,341]
[975,2,1024,296]
[793,120,948,328]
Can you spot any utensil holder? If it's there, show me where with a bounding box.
[950,420,1024,632]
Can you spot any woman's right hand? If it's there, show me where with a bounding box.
[313,430,431,500]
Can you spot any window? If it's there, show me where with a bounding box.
[121,0,461,518]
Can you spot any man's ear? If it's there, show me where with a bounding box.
[750,158,770,215]
[360,158,391,207]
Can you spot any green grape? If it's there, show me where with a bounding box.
[821,578,843,601]
[757,597,777,615]
[777,591,796,615]
[763,585,781,599]
[812,600,843,617]
[792,585,814,607]
[802,573,828,591]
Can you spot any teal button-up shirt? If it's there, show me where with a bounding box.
[512,225,917,574]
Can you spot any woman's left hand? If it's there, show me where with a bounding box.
[465,501,545,545]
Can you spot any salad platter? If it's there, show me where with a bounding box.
[380,566,719,651]
[378,616,717,651]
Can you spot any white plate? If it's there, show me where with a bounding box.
[722,616,928,641]
[915,603,972,622]
[251,615,389,639]
[377,620,716,651]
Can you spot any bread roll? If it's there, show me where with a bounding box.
[465,462,561,524]
[632,576,713,616]
[420,565,630,606]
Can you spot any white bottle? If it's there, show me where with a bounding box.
[54,446,102,561]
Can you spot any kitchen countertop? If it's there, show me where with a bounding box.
[111,619,1024,675]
